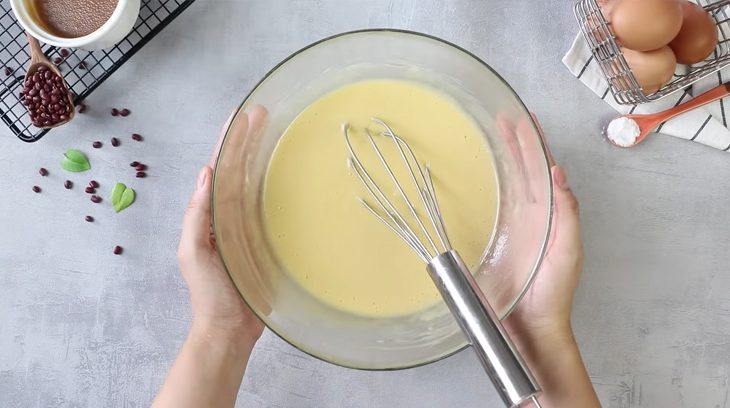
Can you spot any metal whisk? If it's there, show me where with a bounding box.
[343,118,541,408]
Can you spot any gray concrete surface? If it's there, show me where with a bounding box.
[2,1,729,407]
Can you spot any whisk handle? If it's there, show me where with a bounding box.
[427,250,540,408]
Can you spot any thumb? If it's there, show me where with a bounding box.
[181,166,214,252]
[548,165,581,254]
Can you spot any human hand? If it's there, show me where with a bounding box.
[505,165,582,340]
[153,108,269,408]
[178,107,266,345]
[495,116,597,407]
[497,115,583,342]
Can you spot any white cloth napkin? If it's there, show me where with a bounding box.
[562,34,730,151]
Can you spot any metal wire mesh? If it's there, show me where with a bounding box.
[575,0,730,105]
[0,0,196,142]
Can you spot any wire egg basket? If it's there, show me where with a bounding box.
[574,0,730,105]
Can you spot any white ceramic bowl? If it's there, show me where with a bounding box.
[10,0,140,50]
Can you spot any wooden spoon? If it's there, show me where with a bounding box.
[24,33,74,129]
[606,83,730,147]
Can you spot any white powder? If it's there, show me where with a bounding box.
[606,117,640,147]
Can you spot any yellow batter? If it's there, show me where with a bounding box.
[263,79,498,317]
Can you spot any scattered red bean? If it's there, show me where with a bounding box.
[111,108,119,116]
[20,65,73,128]
[39,167,48,176]
[85,186,95,194]
[111,137,120,147]
[92,141,102,149]
[131,133,143,142]
[135,171,146,178]
[52,57,62,64]
[64,180,73,189]
[78,61,87,70]
[120,108,131,117]
[135,164,147,171]
[90,195,102,203]
[77,103,87,113]
[4,66,13,76]
[85,216,94,222]
[130,161,140,167]
[32,186,41,193]
[59,49,70,57]
[113,245,123,255]
[89,180,99,188]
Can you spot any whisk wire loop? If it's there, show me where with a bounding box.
[343,123,431,260]
[424,166,453,251]
[343,118,453,261]
[372,118,452,253]
[363,127,440,257]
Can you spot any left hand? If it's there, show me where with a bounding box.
[177,107,267,344]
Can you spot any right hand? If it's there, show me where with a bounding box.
[497,115,584,341]
[504,165,583,340]
[497,116,599,408]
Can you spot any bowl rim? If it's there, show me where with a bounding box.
[9,0,140,49]
[213,28,554,371]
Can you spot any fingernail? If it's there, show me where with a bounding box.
[197,168,208,189]
[553,165,569,190]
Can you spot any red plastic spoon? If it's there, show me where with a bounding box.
[606,83,730,147]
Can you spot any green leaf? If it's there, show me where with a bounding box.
[113,185,135,213]
[60,149,90,172]
[60,158,88,172]
[111,183,126,207]
[65,149,87,164]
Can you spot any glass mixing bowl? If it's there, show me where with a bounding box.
[213,29,553,370]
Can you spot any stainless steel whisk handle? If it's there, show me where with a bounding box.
[427,250,541,408]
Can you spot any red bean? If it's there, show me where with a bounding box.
[130,161,140,167]
[135,171,146,178]
[135,164,147,171]
[111,108,119,116]
[90,195,101,203]
[77,103,86,113]
[131,133,143,142]
[111,137,120,147]
[120,108,130,117]
[113,246,123,255]
[4,66,12,76]
[20,65,72,127]
[64,180,73,189]
[89,180,99,188]
[52,57,62,64]
[39,167,48,176]
[32,186,41,193]
[78,61,87,70]
[85,187,95,194]
[85,216,94,222]
[59,49,70,57]
[92,141,102,149]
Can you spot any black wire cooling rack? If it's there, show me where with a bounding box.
[0,0,196,142]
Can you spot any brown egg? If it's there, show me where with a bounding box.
[669,1,718,64]
[611,0,683,51]
[623,46,677,94]
[598,0,616,20]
